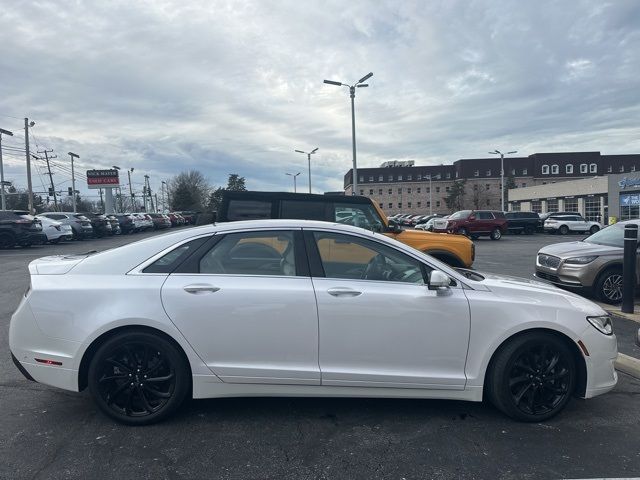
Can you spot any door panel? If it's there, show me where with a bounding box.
[162,275,320,384]
[313,278,471,388]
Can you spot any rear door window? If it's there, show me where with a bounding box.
[477,212,495,220]
[226,200,273,221]
[280,200,326,221]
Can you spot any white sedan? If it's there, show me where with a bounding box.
[10,220,617,425]
[35,215,73,244]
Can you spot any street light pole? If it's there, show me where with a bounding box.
[286,172,301,192]
[490,149,518,211]
[324,72,373,196]
[294,147,318,193]
[428,175,432,215]
[127,168,135,212]
[68,152,79,213]
[0,128,14,210]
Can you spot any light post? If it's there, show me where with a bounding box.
[286,172,301,192]
[489,149,517,211]
[68,152,79,212]
[161,181,167,212]
[294,147,318,193]
[0,127,14,210]
[163,181,170,211]
[323,72,373,195]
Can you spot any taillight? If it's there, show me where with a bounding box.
[14,219,32,224]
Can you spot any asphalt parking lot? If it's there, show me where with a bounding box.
[1,230,639,479]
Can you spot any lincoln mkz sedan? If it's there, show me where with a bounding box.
[10,220,617,424]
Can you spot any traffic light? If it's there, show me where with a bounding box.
[48,187,54,196]
[68,187,73,196]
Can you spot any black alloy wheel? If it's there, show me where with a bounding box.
[88,331,190,425]
[589,225,600,234]
[487,333,575,421]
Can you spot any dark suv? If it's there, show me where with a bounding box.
[505,211,542,234]
[440,210,508,240]
[0,210,47,248]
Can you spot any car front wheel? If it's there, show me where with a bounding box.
[559,225,569,235]
[487,332,576,421]
[595,267,623,304]
[88,330,190,425]
[490,228,502,240]
[457,227,469,237]
[589,225,600,234]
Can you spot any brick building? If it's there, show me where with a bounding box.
[343,152,640,216]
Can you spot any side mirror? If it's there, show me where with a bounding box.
[468,215,476,221]
[428,270,450,290]
[386,220,402,233]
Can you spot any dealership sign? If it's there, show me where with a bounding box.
[86,169,120,189]
[618,177,640,189]
[620,193,640,206]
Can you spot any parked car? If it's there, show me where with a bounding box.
[130,213,153,231]
[148,213,172,229]
[80,213,112,237]
[0,210,46,248]
[175,211,196,224]
[114,214,136,234]
[436,210,508,240]
[36,215,73,244]
[10,219,617,425]
[105,215,122,235]
[535,220,638,303]
[544,214,602,235]
[418,215,449,232]
[167,213,184,227]
[539,211,579,222]
[218,191,475,268]
[505,211,542,235]
[39,212,93,239]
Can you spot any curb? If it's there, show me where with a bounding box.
[615,353,640,379]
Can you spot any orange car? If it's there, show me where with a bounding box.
[218,191,475,268]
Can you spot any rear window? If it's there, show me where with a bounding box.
[280,200,326,221]
[226,200,272,221]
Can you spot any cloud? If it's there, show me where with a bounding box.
[0,0,639,201]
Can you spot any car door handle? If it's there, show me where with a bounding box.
[327,287,362,297]
[183,284,221,294]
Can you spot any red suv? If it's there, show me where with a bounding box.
[439,210,508,240]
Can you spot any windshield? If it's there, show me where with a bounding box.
[583,224,625,248]
[449,210,471,220]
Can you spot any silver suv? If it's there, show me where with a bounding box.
[535,220,640,303]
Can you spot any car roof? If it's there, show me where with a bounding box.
[222,190,372,205]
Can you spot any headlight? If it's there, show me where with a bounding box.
[565,256,598,265]
[587,315,613,335]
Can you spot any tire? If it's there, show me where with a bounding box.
[589,225,600,235]
[0,232,16,249]
[470,234,480,240]
[490,228,502,240]
[486,332,576,422]
[457,227,469,237]
[594,267,623,304]
[524,225,535,235]
[49,238,60,244]
[559,225,569,235]
[88,330,190,425]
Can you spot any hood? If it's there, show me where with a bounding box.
[396,229,471,245]
[539,241,621,259]
[475,270,607,316]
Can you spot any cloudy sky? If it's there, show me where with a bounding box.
[1,0,639,200]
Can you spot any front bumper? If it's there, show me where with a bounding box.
[581,326,618,399]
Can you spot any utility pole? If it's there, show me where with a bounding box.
[0,127,14,210]
[164,181,171,211]
[144,175,155,212]
[39,149,58,210]
[161,181,166,212]
[155,193,158,213]
[25,118,35,213]
[68,152,79,213]
[99,188,104,211]
[127,168,135,212]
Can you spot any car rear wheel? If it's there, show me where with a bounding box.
[524,225,535,235]
[589,225,600,234]
[595,267,623,304]
[490,228,502,240]
[559,225,569,235]
[486,332,576,421]
[0,232,16,249]
[88,331,190,425]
